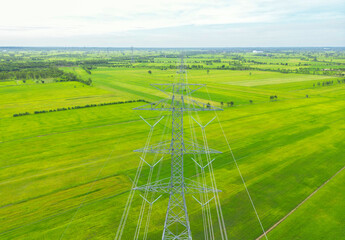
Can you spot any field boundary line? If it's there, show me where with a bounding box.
[256,164,345,240]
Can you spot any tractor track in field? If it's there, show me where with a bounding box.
[0,117,157,145]
[256,164,345,240]
[0,155,121,187]
[0,190,128,236]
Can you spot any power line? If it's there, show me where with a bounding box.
[205,87,268,240]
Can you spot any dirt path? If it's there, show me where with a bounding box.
[256,164,345,240]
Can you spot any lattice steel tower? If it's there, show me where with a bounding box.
[116,58,227,240]
[162,60,192,239]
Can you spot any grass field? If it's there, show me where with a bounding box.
[268,166,345,239]
[0,52,345,240]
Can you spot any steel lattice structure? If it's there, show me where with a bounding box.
[116,59,227,240]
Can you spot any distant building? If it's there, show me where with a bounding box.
[253,50,264,53]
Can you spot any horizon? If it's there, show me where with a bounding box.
[1,46,345,49]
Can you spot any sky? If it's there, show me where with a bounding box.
[1,0,344,47]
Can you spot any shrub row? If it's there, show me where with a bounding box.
[13,112,30,117]
[13,99,149,117]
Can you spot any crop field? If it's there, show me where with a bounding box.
[0,48,345,240]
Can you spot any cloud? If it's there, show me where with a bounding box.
[0,0,344,46]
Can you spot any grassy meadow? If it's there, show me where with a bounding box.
[0,49,344,240]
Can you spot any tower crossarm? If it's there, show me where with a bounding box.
[133,178,221,194]
[133,139,222,154]
[151,83,205,96]
[133,98,223,112]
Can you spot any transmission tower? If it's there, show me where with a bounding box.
[116,58,227,240]
[131,46,134,64]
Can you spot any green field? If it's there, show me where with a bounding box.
[0,49,345,240]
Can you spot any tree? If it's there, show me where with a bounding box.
[270,95,277,101]
[207,102,211,109]
[207,69,210,74]
[249,100,253,104]
[220,101,224,107]
[230,101,234,107]
[148,70,152,74]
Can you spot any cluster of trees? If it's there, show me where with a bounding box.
[147,64,253,71]
[111,64,136,68]
[81,65,96,74]
[13,99,149,117]
[131,62,343,76]
[0,61,56,71]
[0,67,63,80]
[81,66,91,74]
[0,55,109,83]
[227,101,234,107]
[188,65,205,69]
[218,97,278,107]
[57,72,92,85]
[79,60,108,65]
[246,59,291,66]
[220,100,256,107]
[217,65,253,70]
[295,67,345,76]
[220,101,235,107]
[313,78,345,87]
[218,97,284,107]
[0,63,96,87]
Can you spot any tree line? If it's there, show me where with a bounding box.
[313,78,345,87]
[13,99,149,117]
[218,95,278,107]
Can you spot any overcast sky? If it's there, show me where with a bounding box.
[1,0,344,47]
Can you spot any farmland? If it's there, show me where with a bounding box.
[0,47,345,240]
